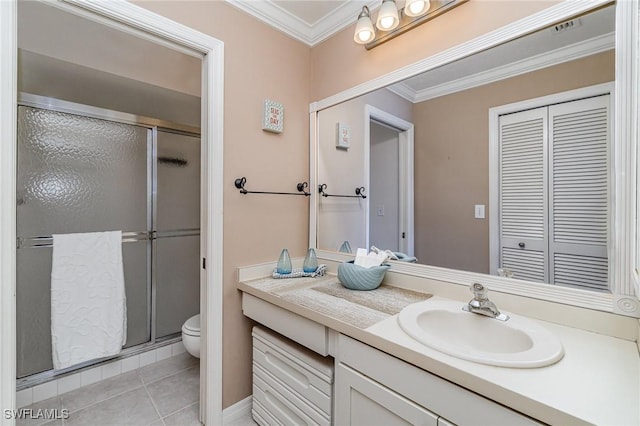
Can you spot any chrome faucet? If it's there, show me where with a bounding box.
[462,283,509,321]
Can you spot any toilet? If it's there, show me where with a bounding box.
[181,314,200,358]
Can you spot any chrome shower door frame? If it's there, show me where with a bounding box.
[15,93,200,388]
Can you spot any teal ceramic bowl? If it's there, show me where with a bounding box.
[337,261,390,291]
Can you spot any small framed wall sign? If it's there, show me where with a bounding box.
[336,122,350,149]
[263,99,284,133]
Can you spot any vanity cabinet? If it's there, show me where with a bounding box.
[242,292,541,425]
[336,334,543,426]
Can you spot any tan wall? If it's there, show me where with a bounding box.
[133,1,310,408]
[310,0,561,101]
[413,51,614,273]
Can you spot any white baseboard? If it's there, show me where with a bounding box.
[222,395,252,424]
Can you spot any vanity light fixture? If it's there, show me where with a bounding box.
[354,0,467,49]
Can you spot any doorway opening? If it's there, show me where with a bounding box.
[1,1,224,424]
[365,105,415,256]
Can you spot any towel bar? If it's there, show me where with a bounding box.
[17,229,202,249]
[234,177,311,197]
[318,184,366,199]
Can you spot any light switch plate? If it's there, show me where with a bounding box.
[474,204,485,219]
[336,123,350,149]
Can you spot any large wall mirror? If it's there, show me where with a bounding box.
[311,1,640,317]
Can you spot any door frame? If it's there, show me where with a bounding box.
[0,1,225,424]
[364,105,414,256]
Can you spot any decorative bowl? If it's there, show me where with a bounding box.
[337,261,390,291]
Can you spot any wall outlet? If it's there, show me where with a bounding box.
[474,204,485,219]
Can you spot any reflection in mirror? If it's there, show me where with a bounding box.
[316,5,615,292]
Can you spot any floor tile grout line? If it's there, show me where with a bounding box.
[160,400,199,422]
[61,382,145,416]
[140,362,200,386]
[143,380,166,426]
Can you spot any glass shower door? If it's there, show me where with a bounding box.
[154,130,201,338]
[16,105,151,377]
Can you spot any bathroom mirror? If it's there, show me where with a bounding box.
[312,1,639,316]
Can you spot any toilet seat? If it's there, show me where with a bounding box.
[182,314,200,336]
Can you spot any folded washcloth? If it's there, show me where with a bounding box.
[272,264,328,279]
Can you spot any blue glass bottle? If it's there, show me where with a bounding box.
[339,240,352,253]
[303,248,318,273]
[276,248,292,274]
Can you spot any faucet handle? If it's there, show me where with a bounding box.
[470,282,488,300]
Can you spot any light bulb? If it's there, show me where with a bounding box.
[405,0,430,17]
[376,0,399,31]
[357,29,372,42]
[379,16,395,29]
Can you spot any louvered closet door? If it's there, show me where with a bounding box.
[549,96,609,291]
[498,108,548,283]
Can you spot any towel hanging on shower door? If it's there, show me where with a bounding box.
[50,231,127,370]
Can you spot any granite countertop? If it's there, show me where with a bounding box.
[238,273,640,426]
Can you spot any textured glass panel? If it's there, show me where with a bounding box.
[16,242,149,378]
[16,247,53,378]
[155,235,200,337]
[17,106,149,236]
[156,131,200,231]
[122,241,150,348]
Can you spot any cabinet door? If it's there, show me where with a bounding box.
[335,363,438,426]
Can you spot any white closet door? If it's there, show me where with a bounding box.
[549,95,609,291]
[498,108,548,283]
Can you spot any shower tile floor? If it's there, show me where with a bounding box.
[18,353,203,426]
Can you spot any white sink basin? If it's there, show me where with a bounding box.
[397,298,564,368]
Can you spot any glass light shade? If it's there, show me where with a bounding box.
[404,0,430,17]
[376,0,400,31]
[354,10,375,44]
[353,6,376,44]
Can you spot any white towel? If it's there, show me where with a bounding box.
[51,231,127,370]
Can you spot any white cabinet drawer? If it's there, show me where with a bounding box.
[253,326,333,417]
[243,294,329,355]
[253,372,330,426]
[253,326,333,379]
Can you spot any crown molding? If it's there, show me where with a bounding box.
[389,32,615,103]
[225,0,378,46]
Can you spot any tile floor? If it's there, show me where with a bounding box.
[17,352,201,426]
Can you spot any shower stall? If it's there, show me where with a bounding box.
[15,93,201,388]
